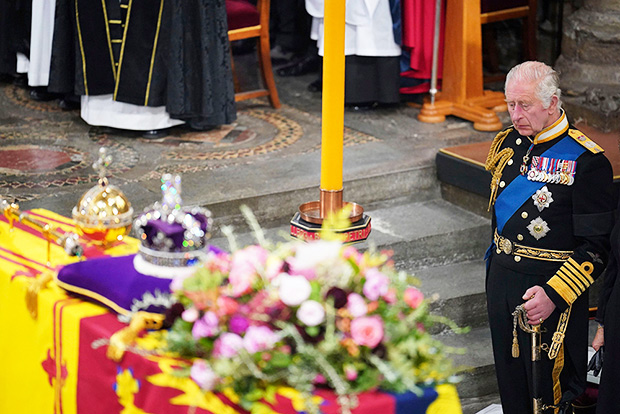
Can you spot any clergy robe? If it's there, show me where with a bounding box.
[49,0,236,129]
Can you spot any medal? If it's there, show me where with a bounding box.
[532,186,553,212]
[527,217,550,240]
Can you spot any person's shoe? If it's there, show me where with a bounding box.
[277,55,320,77]
[142,129,169,139]
[270,45,295,63]
[29,87,62,102]
[58,95,80,110]
[345,102,379,111]
[12,73,28,88]
[307,78,322,92]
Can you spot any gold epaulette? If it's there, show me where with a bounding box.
[568,129,604,154]
[485,127,514,210]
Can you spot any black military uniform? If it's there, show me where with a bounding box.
[485,112,615,414]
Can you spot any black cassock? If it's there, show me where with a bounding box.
[0,0,31,76]
[596,205,620,413]
[49,0,236,129]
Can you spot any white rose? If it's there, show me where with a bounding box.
[279,275,312,306]
[297,300,325,326]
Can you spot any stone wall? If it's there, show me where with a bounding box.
[555,0,620,131]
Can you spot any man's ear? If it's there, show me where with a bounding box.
[548,95,559,114]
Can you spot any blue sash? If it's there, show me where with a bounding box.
[494,136,586,234]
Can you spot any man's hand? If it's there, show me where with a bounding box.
[592,326,604,351]
[522,285,556,325]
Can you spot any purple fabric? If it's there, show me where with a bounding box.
[142,213,210,250]
[56,245,224,314]
[143,220,186,250]
[57,254,173,314]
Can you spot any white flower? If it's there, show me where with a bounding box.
[297,300,325,326]
[181,306,200,323]
[290,241,342,279]
[278,275,312,306]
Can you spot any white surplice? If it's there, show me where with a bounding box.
[306,0,400,57]
[28,0,56,86]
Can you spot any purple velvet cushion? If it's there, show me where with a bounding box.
[226,0,260,31]
[481,0,528,14]
[56,254,174,316]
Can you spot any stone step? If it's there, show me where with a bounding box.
[416,260,488,330]
[208,197,491,269]
[433,326,499,414]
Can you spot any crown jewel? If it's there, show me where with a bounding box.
[72,147,133,246]
[133,174,213,276]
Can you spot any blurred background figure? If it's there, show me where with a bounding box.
[305,0,401,110]
[48,0,236,138]
[270,0,320,78]
[0,0,31,86]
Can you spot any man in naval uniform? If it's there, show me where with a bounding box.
[485,61,615,414]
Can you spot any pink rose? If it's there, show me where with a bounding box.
[383,288,397,304]
[190,359,217,390]
[192,311,220,339]
[345,365,358,381]
[363,268,389,301]
[216,296,239,316]
[229,245,268,297]
[213,333,244,358]
[243,326,279,353]
[313,374,327,384]
[350,316,384,348]
[342,245,363,264]
[347,293,368,318]
[404,287,424,309]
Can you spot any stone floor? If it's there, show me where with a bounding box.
[0,56,506,224]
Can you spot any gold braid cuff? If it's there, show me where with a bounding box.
[485,128,514,211]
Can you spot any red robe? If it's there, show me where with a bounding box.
[400,0,445,95]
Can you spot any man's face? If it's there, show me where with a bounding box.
[505,80,557,137]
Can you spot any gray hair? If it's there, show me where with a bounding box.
[505,61,562,110]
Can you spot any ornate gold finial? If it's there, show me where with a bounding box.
[93,147,113,187]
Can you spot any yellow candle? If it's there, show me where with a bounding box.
[320,0,345,192]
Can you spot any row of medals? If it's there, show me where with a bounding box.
[527,167,575,186]
[521,154,575,186]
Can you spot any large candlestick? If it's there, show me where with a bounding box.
[320,0,345,194]
[290,0,371,244]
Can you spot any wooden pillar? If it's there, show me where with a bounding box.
[418,0,506,131]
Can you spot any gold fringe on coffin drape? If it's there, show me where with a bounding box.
[25,272,54,319]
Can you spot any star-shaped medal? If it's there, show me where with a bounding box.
[532,186,553,212]
[527,217,550,240]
